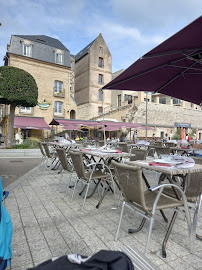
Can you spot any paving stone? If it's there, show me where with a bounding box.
[5,164,202,270]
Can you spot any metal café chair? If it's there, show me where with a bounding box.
[111,160,192,256]
[38,142,47,170]
[130,148,147,161]
[42,142,58,169]
[155,146,171,157]
[159,170,202,254]
[56,148,74,196]
[69,151,116,211]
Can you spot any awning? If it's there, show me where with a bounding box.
[49,118,141,129]
[14,116,50,130]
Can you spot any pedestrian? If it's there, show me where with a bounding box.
[64,132,70,140]
[186,133,191,142]
[152,133,156,141]
[0,132,2,145]
[163,133,167,142]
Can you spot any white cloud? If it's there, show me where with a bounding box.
[0,0,201,73]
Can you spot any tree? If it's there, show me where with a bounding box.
[0,66,38,147]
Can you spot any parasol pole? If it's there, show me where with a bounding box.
[146,92,148,141]
[100,89,106,145]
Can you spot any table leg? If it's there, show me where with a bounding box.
[162,211,178,258]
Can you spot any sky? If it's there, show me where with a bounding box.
[0,0,202,72]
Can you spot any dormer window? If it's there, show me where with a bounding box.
[55,50,63,65]
[22,42,32,57]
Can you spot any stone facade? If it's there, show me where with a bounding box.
[1,35,77,139]
[7,54,77,125]
[92,97,202,140]
[75,34,112,119]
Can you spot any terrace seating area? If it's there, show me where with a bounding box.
[4,139,202,269]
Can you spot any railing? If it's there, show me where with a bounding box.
[53,88,65,98]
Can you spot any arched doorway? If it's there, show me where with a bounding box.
[70,110,76,119]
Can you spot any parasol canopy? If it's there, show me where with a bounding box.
[103,16,202,106]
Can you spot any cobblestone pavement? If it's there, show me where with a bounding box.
[4,164,202,270]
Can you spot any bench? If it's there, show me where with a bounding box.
[119,245,160,270]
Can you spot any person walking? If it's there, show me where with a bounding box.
[0,132,2,145]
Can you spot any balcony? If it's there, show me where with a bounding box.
[98,64,104,68]
[53,88,65,98]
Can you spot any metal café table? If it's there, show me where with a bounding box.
[126,159,202,257]
[170,146,196,155]
[73,148,135,208]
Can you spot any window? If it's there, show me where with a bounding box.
[21,106,31,113]
[98,106,103,116]
[70,83,73,93]
[55,52,63,64]
[98,74,104,84]
[54,81,63,94]
[159,97,166,104]
[173,98,180,105]
[124,94,132,104]
[98,90,103,101]
[99,46,103,52]
[23,44,31,57]
[54,101,63,116]
[118,95,121,107]
[98,57,104,68]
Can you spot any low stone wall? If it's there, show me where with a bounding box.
[0,149,41,157]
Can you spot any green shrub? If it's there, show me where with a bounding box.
[12,137,40,149]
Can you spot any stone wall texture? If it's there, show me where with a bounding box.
[9,54,77,125]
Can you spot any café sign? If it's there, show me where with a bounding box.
[174,122,191,128]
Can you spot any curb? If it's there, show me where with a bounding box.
[4,164,41,192]
[0,149,41,157]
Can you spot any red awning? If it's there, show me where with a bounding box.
[49,118,141,129]
[14,116,50,130]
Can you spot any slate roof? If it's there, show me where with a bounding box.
[14,35,69,51]
[75,39,95,62]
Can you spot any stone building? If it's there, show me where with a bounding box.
[92,69,202,140]
[1,35,77,140]
[74,33,112,119]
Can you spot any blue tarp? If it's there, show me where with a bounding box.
[0,178,12,269]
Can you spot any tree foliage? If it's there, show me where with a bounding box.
[0,66,38,106]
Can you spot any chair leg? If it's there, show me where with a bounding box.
[71,177,79,203]
[192,194,202,250]
[117,191,122,207]
[111,178,117,207]
[59,169,64,185]
[65,171,73,197]
[81,182,90,211]
[144,217,154,256]
[115,201,125,241]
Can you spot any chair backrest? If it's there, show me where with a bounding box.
[111,160,148,212]
[155,141,163,147]
[165,142,175,148]
[42,143,52,158]
[155,147,170,157]
[56,148,72,172]
[185,172,202,201]
[38,142,45,157]
[193,156,202,165]
[69,151,88,180]
[130,149,147,161]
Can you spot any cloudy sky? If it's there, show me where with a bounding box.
[0,0,201,72]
